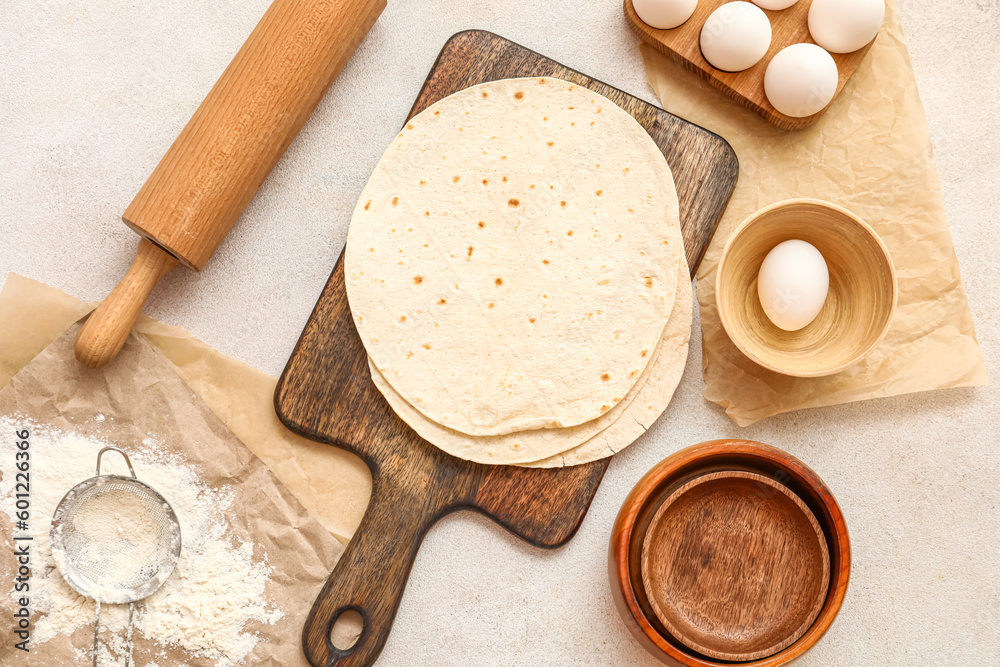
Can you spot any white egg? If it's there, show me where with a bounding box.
[700,2,772,72]
[764,43,839,118]
[808,0,885,54]
[751,0,799,10]
[757,240,829,331]
[633,0,699,30]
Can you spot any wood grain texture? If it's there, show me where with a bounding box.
[74,239,178,368]
[641,471,829,661]
[624,0,877,130]
[716,199,896,377]
[609,440,851,667]
[123,0,385,270]
[274,30,739,667]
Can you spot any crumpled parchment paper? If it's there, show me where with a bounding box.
[0,273,371,543]
[639,0,987,426]
[0,322,344,665]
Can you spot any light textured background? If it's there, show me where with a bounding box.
[2,0,998,664]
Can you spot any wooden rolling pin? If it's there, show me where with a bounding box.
[75,0,385,368]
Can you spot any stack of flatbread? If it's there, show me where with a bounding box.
[345,78,691,467]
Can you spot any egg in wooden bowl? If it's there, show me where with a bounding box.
[716,198,896,377]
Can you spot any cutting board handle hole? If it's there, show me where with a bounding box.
[329,607,365,652]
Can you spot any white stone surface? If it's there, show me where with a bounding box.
[1,1,998,664]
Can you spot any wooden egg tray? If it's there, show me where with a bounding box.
[624,0,877,130]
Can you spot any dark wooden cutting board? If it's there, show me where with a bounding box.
[275,30,738,667]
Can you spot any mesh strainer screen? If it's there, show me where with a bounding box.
[53,476,181,603]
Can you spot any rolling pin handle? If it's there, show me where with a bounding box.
[74,238,178,369]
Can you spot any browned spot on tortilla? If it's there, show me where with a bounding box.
[392,197,399,206]
[560,201,567,207]
[478,221,485,228]
[453,175,460,183]
[368,247,374,252]
[424,243,429,247]
[543,116,549,121]
[624,167,631,174]
[547,141,554,147]
[596,164,601,169]
[424,211,430,216]
[629,370,638,378]
[422,343,431,350]
[406,123,414,130]
[529,317,536,323]
[494,277,503,286]
[597,279,609,286]
[508,198,520,207]
[399,315,406,322]
[614,397,620,403]
[641,349,649,358]
[488,302,495,309]
[590,121,595,126]
[529,184,535,190]
[467,246,473,258]
[601,373,610,381]
[543,259,550,265]
[501,155,508,160]
[597,107,602,113]
[539,78,546,84]
[364,200,372,211]
[596,189,603,196]
[514,91,524,100]
[600,405,610,413]
[407,352,414,359]
[644,276,653,288]
[438,298,447,305]
[567,230,574,236]
[482,179,489,185]
[568,105,575,110]
[434,110,440,116]
[482,91,489,98]
[413,275,423,285]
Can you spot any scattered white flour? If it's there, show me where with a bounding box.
[0,417,284,666]
[70,485,167,587]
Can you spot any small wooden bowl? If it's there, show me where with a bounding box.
[716,199,896,377]
[609,440,850,667]
[640,471,829,661]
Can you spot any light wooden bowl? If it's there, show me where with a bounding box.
[640,471,829,662]
[609,440,851,667]
[716,199,896,377]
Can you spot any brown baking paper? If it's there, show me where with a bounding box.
[639,0,986,425]
[0,323,345,665]
[0,273,371,543]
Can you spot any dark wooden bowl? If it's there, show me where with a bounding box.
[640,471,830,661]
[609,440,850,666]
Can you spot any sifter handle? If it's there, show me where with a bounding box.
[75,239,177,368]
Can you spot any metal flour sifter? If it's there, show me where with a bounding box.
[50,447,182,666]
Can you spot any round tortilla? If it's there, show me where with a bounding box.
[367,248,687,465]
[522,254,692,468]
[346,78,681,436]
